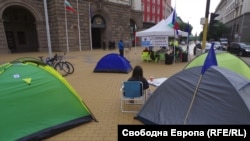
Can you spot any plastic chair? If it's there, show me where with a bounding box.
[141,52,151,62]
[120,81,146,113]
[157,53,165,63]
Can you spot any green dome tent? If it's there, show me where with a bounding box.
[0,58,96,141]
[184,52,250,80]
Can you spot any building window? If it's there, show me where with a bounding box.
[129,0,133,6]
[235,24,239,33]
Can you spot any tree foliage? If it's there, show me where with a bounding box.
[179,22,193,35]
[199,22,230,41]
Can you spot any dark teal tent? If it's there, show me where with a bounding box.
[136,66,250,124]
[94,53,132,73]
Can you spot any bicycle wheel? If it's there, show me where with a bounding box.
[65,61,74,74]
[54,62,70,77]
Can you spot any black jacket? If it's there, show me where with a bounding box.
[127,77,149,90]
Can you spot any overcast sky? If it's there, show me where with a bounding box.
[171,0,221,35]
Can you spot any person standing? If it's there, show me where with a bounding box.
[118,39,124,57]
[173,39,179,48]
[108,40,112,50]
[149,47,155,61]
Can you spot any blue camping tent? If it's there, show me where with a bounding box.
[94,53,132,73]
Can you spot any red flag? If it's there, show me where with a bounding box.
[174,22,179,30]
[168,10,179,35]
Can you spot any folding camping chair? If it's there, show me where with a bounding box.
[120,81,146,113]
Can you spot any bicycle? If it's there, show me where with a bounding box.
[56,52,74,75]
[39,54,70,77]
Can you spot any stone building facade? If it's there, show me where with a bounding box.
[0,0,143,53]
[225,12,250,43]
[215,0,250,43]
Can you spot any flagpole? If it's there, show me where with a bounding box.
[173,30,176,64]
[173,8,176,64]
[65,0,69,52]
[185,44,217,124]
[184,75,203,124]
[89,2,93,51]
[187,22,190,61]
[173,3,176,64]
[134,37,137,63]
[77,0,81,51]
[134,24,137,62]
[43,0,52,58]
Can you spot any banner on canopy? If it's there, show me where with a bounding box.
[141,36,168,47]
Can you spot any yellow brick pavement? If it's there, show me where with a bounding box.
[0,47,192,141]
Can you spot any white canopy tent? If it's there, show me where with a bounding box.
[133,11,189,63]
[136,11,188,37]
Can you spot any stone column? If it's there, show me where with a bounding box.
[36,21,48,52]
[0,19,10,53]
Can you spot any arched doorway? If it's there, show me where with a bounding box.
[2,6,38,53]
[91,15,106,49]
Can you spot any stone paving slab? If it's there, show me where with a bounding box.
[0,47,192,141]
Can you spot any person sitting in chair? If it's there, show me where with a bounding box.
[141,47,152,61]
[142,47,149,53]
[149,47,155,61]
[128,65,149,92]
[155,47,167,61]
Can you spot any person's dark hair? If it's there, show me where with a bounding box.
[132,65,143,79]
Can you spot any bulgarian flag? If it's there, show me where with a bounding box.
[168,9,179,35]
[65,0,76,13]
